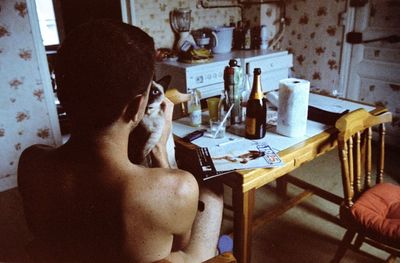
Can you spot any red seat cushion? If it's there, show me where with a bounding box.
[350,183,400,247]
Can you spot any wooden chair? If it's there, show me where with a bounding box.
[203,252,237,263]
[165,88,192,119]
[331,108,400,263]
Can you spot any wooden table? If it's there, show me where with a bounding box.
[222,125,339,263]
[173,94,378,263]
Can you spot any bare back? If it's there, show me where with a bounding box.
[18,143,199,262]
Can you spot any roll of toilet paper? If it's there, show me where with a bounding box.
[277,78,310,137]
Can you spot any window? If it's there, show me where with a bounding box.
[35,0,59,46]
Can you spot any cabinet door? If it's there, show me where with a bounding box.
[244,53,293,92]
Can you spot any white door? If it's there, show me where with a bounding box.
[345,0,400,146]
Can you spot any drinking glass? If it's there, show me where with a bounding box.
[207,97,220,121]
[209,119,226,139]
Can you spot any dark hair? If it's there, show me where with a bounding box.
[55,19,155,129]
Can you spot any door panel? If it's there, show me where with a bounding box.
[364,47,400,63]
[347,0,400,145]
[359,78,400,112]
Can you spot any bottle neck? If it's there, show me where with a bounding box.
[250,74,263,100]
[192,90,200,105]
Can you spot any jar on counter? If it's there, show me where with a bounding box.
[189,88,202,127]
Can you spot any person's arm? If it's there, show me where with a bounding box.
[150,97,224,261]
[172,230,191,252]
[123,169,199,263]
[141,175,223,263]
[181,181,224,261]
[162,181,224,263]
[150,97,174,168]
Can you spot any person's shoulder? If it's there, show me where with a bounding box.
[18,144,56,185]
[20,144,55,159]
[123,166,199,217]
[150,168,198,197]
[126,167,198,198]
[125,167,200,236]
[19,144,55,167]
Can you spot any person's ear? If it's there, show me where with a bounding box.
[124,94,147,123]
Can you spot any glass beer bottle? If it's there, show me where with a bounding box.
[245,68,266,139]
[189,88,202,127]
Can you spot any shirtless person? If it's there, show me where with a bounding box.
[18,20,223,262]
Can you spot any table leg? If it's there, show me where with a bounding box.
[276,177,288,196]
[232,187,255,263]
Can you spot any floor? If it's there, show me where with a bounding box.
[0,147,399,262]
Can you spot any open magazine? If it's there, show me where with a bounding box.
[195,140,284,180]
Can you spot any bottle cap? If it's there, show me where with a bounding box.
[254,68,261,75]
[229,59,238,67]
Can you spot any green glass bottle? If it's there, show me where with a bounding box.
[245,68,266,139]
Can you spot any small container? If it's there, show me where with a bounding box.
[207,97,220,122]
[209,119,227,139]
[189,89,202,127]
[243,21,251,50]
[260,25,268,50]
[240,63,251,122]
[224,59,242,125]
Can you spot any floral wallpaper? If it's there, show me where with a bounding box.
[279,0,347,93]
[0,0,61,191]
[134,0,241,49]
[241,4,278,42]
[279,0,399,144]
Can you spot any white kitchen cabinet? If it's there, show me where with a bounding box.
[240,50,293,92]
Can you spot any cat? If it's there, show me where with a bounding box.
[129,75,177,168]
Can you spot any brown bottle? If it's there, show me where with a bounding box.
[245,68,266,139]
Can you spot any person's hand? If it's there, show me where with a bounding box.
[158,97,174,146]
[150,97,174,168]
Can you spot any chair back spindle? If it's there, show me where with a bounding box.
[377,123,386,184]
[336,109,392,207]
[364,127,372,189]
[354,131,362,196]
[339,140,354,207]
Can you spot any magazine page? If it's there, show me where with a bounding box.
[207,140,283,173]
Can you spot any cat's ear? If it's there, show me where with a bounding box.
[156,75,171,91]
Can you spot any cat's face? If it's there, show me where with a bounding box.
[147,75,171,110]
